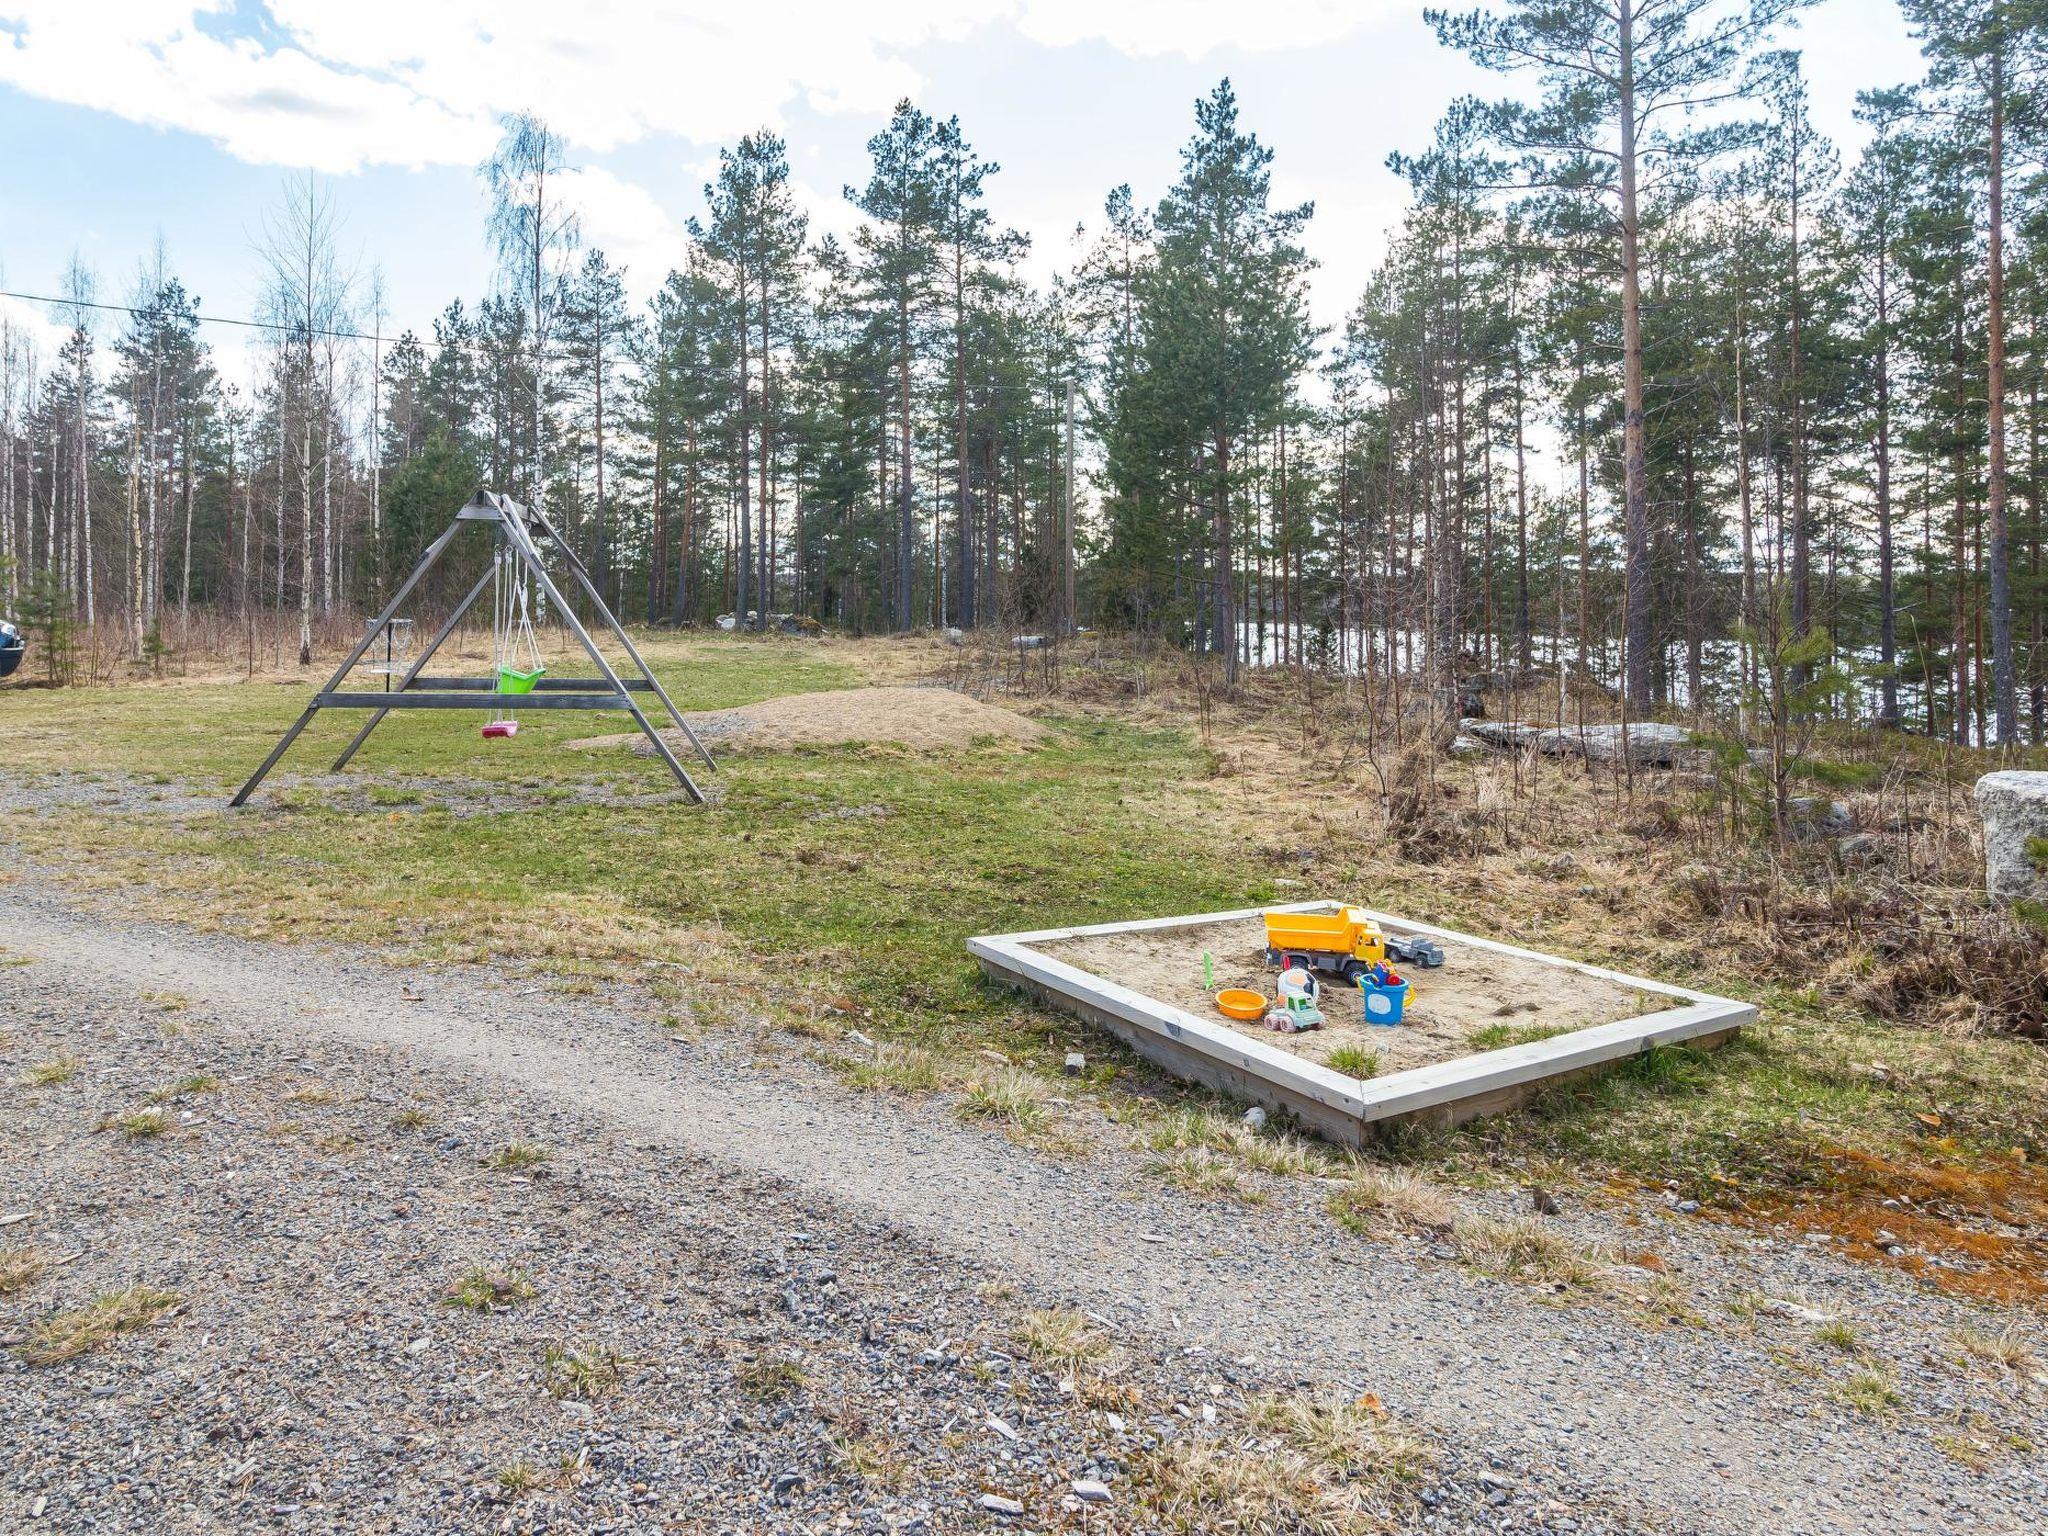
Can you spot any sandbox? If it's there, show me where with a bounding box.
[969,902,1752,1144]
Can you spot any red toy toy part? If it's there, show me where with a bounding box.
[481,720,519,739]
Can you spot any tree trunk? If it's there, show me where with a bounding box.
[1874,235,1897,726]
[1986,45,2016,743]
[896,290,914,633]
[955,226,974,628]
[1616,0,1652,710]
[736,258,753,630]
[1213,435,1235,685]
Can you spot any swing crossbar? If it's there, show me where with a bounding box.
[312,690,637,711]
[401,675,659,692]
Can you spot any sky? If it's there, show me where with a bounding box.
[0,0,1934,396]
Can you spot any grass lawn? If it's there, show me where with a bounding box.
[7,630,2046,1299]
[2,634,1264,1060]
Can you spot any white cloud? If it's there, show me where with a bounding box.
[1016,0,1380,57]
[0,3,1391,179]
[556,165,686,302]
[0,2,495,174]
[0,291,74,373]
[0,0,1395,331]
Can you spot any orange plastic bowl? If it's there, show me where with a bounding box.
[1215,988,1269,1021]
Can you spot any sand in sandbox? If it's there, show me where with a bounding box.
[565,685,1045,754]
[1034,914,1660,1077]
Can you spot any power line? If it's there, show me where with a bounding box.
[1,288,1072,399]
[1,287,389,345]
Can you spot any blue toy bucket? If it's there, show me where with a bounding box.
[1360,979,1409,1026]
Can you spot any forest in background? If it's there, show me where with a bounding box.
[1,0,2044,747]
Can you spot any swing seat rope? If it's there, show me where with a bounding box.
[485,540,547,733]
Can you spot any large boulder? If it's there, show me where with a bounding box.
[1786,796,1853,840]
[1458,718,1708,769]
[1974,771,2048,905]
[1461,719,1544,750]
[1534,722,1707,769]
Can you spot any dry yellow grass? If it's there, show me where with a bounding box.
[1953,1322,2039,1374]
[18,1285,181,1364]
[19,1053,79,1088]
[0,1244,48,1296]
[838,1043,946,1093]
[1011,1307,1113,1370]
[1327,1167,1458,1234]
[1132,1389,1429,1534]
[1144,1143,1264,1201]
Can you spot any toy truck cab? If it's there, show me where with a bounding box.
[1262,907,1388,985]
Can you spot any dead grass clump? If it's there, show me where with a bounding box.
[1140,1106,1326,1179]
[1249,1392,1432,1489]
[0,1244,49,1296]
[444,1268,537,1312]
[1953,1322,2039,1375]
[840,1043,944,1093]
[18,1285,181,1364]
[1145,1144,1263,1202]
[543,1344,626,1400]
[1453,1215,1605,1288]
[1012,1308,1112,1371]
[20,1054,79,1087]
[831,1419,906,1485]
[1133,1390,1427,1534]
[481,1143,549,1173]
[1328,1167,1457,1236]
[958,1068,1048,1132]
[737,1355,807,1401]
[1853,919,2048,1040]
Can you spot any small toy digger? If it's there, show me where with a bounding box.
[1262,907,1444,984]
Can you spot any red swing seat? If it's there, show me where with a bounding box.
[481,720,519,739]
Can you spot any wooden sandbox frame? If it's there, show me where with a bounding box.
[969,902,1754,1145]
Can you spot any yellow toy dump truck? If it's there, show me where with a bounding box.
[1263,907,1444,982]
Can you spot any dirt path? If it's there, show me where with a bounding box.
[3,880,2043,1534]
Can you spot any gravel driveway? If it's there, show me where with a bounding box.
[2,874,2043,1534]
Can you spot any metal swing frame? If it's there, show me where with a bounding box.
[231,489,715,807]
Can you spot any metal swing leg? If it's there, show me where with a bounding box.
[230,517,465,807]
[331,563,496,772]
[498,514,705,803]
[530,510,717,774]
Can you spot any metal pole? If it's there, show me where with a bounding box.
[230,514,465,806]
[498,510,705,803]
[331,562,494,772]
[529,508,715,773]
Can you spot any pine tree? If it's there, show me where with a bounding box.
[1431,0,1811,709]
[847,103,943,632]
[1141,80,1315,683]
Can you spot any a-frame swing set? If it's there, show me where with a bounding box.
[232,489,715,807]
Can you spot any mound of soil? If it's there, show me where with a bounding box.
[566,685,1045,755]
